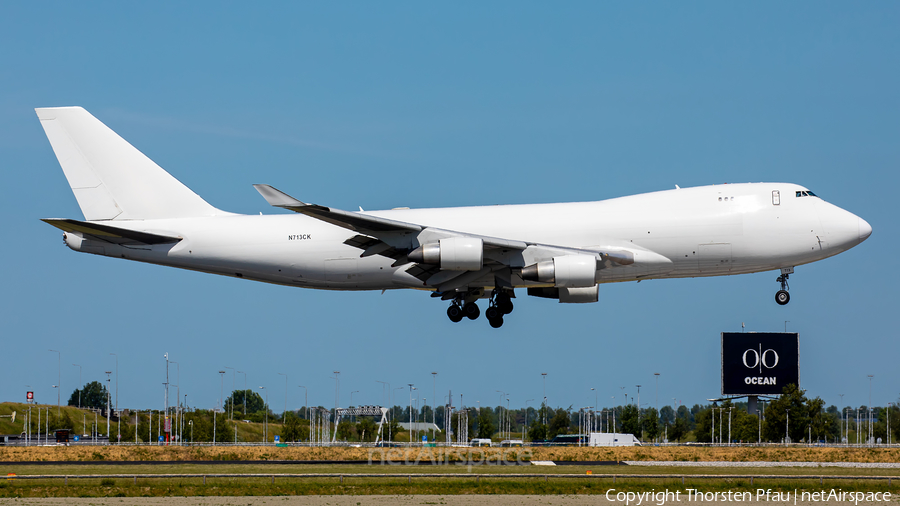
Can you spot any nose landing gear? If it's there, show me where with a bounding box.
[775,267,793,306]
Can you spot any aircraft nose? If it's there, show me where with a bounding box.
[858,217,872,243]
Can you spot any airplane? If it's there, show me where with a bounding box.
[37,107,872,328]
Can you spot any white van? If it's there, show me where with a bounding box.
[588,433,641,446]
[470,438,493,447]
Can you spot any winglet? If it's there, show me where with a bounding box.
[253,184,308,208]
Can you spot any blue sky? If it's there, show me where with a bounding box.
[2,3,897,416]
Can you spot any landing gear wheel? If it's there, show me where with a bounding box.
[485,306,501,320]
[447,304,464,322]
[464,302,480,320]
[488,315,504,328]
[775,290,790,306]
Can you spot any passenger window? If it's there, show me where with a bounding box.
[772,190,780,205]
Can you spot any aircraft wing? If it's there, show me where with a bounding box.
[254,184,636,288]
[254,184,422,233]
[42,219,182,245]
[254,184,528,249]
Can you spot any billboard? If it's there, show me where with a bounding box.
[721,332,799,396]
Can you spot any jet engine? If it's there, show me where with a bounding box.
[408,237,483,271]
[520,254,596,287]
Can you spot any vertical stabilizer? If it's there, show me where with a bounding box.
[36,107,223,221]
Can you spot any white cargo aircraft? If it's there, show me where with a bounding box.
[38,107,872,328]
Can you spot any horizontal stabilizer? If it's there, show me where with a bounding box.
[42,219,182,245]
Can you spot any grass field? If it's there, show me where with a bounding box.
[0,462,897,498]
[3,444,900,464]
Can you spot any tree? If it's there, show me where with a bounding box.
[548,408,570,439]
[763,384,810,443]
[527,418,548,442]
[618,405,640,437]
[694,407,713,443]
[67,381,108,409]
[282,412,309,442]
[642,407,659,441]
[659,406,676,425]
[669,417,689,442]
[383,417,402,441]
[226,390,265,416]
[476,408,496,439]
[213,410,234,442]
[356,417,377,442]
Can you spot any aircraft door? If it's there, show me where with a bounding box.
[698,243,732,273]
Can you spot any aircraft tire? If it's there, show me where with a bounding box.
[488,316,504,328]
[499,300,514,314]
[464,303,480,320]
[485,306,501,320]
[447,305,464,322]
[775,290,790,305]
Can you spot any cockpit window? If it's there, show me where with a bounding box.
[795,190,818,198]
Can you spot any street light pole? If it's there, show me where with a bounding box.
[72,364,81,408]
[431,372,437,442]
[868,375,874,444]
[164,353,169,444]
[541,373,547,425]
[170,361,179,445]
[237,371,247,416]
[48,349,60,417]
[636,385,642,440]
[105,371,112,440]
[350,391,359,422]
[298,386,308,423]
[278,372,288,419]
[110,353,118,420]
[225,367,235,420]
[408,384,414,446]
[217,370,225,444]
[839,393,845,442]
[259,386,268,442]
[654,373,660,416]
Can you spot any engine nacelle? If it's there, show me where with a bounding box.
[520,254,597,287]
[526,285,599,303]
[559,285,599,303]
[408,237,483,271]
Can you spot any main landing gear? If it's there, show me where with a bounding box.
[447,300,479,323]
[775,267,793,306]
[446,290,514,328]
